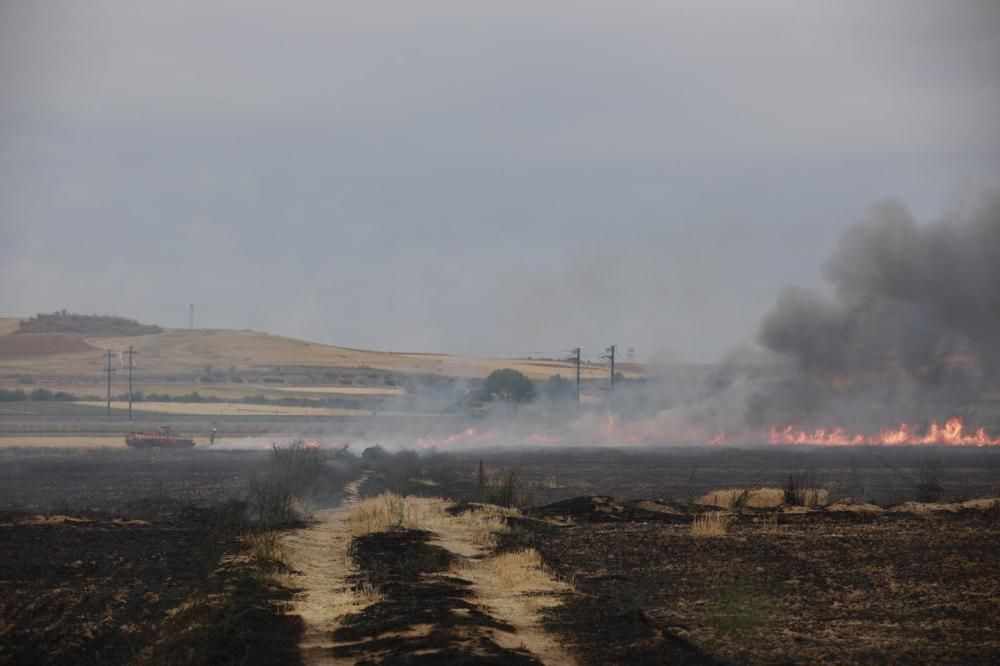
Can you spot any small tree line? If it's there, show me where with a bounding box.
[15,311,162,336]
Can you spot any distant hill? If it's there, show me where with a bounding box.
[0,324,618,382]
[15,311,162,336]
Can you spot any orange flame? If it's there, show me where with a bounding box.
[413,416,1000,448]
[767,418,1000,447]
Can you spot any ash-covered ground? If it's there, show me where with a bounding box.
[2,444,999,664]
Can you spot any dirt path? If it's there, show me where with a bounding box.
[449,543,576,664]
[284,487,575,664]
[282,474,369,665]
[418,499,575,664]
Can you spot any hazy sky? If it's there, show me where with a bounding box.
[2,1,998,362]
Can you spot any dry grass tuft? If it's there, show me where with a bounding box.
[243,530,285,564]
[452,548,569,596]
[692,512,733,537]
[479,549,553,588]
[457,505,512,547]
[757,511,779,534]
[354,581,383,604]
[347,493,516,545]
[348,492,414,535]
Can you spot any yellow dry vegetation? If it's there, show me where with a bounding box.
[0,318,22,336]
[697,487,828,508]
[263,385,404,396]
[75,401,368,416]
[0,326,622,381]
[692,511,733,537]
[0,436,125,449]
[347,492,512,546]
[460,549,561,590]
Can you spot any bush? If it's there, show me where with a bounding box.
[248,476,297,528]
[0,389,26,402]
[29,388,54,401]
[270,439,322,495]
[540,374,575,403]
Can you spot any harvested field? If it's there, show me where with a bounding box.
[0,326,616,381]
[0,435,127,449]
[75,401,370,417]
[0,333,95,358]
[264,385,404,396]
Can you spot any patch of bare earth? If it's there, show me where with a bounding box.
[0,333,95,358]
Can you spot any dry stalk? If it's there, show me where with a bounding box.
[691,511,733,537]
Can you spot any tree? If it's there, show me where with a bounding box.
[483,368,535,403]
[540,374,575,403]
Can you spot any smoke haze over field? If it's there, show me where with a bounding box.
[1,1,999,362]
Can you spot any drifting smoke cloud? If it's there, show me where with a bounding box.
[294,191,1000,451]
[750,191,1000,427]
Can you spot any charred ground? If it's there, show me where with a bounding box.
[2,444,999,664]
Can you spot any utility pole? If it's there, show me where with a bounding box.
[127,346,134,422]
[602,345,616,404]
[603,345,616,387]
[105,350,112,415]
[573,347,582,404]
[189,303,194,330]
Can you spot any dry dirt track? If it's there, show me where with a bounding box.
[282,478,575,665]
[282,474,370,664]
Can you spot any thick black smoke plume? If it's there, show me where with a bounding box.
[750,191,1000,427]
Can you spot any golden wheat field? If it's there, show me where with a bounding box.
[263,385,404,396]
[0,319,619,381]
[0,436,127,449]
[75,401,370,417]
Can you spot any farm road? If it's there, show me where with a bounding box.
[283,476,574,664]
[282,474,369,665]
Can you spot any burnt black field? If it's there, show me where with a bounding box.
[411,444,1000,507]
[2,443,999,664]
[3,444,1000,513]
